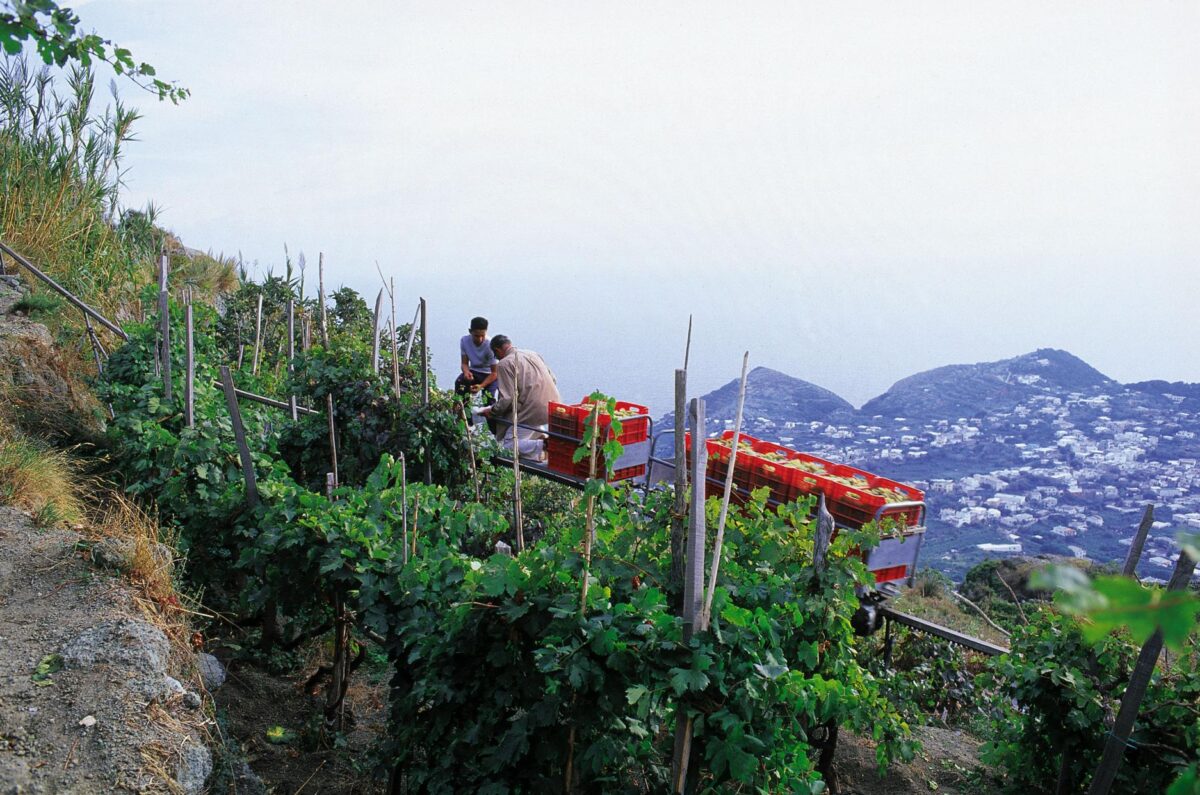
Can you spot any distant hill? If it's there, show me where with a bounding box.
[860,348,1114,419]
[659,366,853,431]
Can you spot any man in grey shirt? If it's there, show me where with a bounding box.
[479,334,561,460]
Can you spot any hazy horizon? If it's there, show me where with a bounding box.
[51,2,1199,415]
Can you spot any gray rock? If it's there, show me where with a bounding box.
[182,691,202,710]
[195,652,226,691]
[174,741,212,795]
[91,538,173,574]
[61,618,178,702]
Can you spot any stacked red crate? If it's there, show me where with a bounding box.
[546,397,650,481]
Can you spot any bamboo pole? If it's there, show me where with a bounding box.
[1087,550,1197,794]
[700,352,749,630]
[159,250,172,402]
[184,297,195,427]
[208,381,320,415]
[251,293,263,375]
[0,240,127,339]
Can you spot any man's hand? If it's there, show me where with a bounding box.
[462,370,476,382]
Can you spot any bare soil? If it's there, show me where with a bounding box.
[0,506,209,793]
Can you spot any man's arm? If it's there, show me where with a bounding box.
[490,360,515,417]
[460,353,474,380]
[477,364,498,389]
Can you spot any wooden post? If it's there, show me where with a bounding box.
[318,253,330,347]
[287,298,297,421]
[236,344,245,370]
[371,288,384,374]
[456,402,481,503]
[420,298,431,485]
[403,300,420,360]
[184,297,195,428]
[512,365,524,551]
[251,293,263,375]
[0,247,6,275]
[159,250,172,402]
[219,366,258,508]
[670,369,687,601]
[683,313,693,370]
[326,472,336,499]
[813,494,834,577]
[326,394,339,488]
[390,279,400,395]
[400,453,408,565]
[700,352,749,629]
[1122,505,1154,577]
[84,315,115,420]
[672,397,706,792]
[1087,550,1197,795]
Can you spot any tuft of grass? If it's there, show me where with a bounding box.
[0,420,84,527]
[12,292,62,316]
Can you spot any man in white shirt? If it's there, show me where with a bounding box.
[479,334,561,460]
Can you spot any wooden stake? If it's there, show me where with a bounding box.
[390,279,400,395]
[184,298,195,427]
[700,352,749,629]
[326,393,339,488]
[670,369,687,599]
[287,298,297,421]
[420,297,431,485]
[1087,550,1197,795]
[512,365,524,552]
[456,402,481,503]
[371,288,384,374]
[580,404,601,613]
[683,314,693,370]
[318,253,330,346]
[672,397,706,792]
[400,454,409,565]
[219,366,258,508]
[251,292,263,375]
[159,250,172,402]
[403,300,420,360]
[1122,504,1155,577]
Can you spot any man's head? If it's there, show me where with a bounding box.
[490,334,512,359]
[469,317,488,345]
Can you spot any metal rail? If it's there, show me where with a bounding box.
[0,240,128,339]
[881,607,1009,656]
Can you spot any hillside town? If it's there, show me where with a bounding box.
[686,353,1199,581]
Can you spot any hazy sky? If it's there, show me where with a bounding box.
[66,2,1199,415]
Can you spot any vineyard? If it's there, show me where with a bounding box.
[0,43,1198,795]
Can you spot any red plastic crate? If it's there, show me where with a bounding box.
[545,437,645,482]
[818,464,924,528]
[548,398,650,446]
[870,564,909,584]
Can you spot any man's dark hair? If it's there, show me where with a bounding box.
[470,316,488,331]
[489,334,510,352]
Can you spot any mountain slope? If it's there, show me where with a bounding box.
[860,348,1114,419]
[661,366,854,430]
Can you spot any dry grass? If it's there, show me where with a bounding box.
[0,416,85,527]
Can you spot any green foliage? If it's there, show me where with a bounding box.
[11,291,59,315]
[979,607,1200,793]
[1033,564,1200,653]
[278,340,468,491]
[384,488,915,790]
[0,1,187,102]
[867,627,979,725]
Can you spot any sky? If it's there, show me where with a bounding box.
[61,1,1200,415]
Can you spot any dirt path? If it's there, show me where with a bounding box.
[0,506,211,793]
